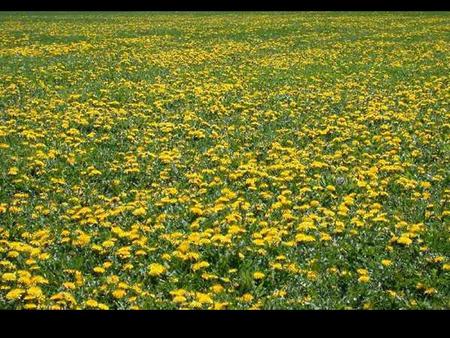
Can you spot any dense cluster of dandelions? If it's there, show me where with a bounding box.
[0,12,449,310]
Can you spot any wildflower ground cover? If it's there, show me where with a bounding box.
[0,12,449,310]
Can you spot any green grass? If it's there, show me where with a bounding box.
[0,11,449,310]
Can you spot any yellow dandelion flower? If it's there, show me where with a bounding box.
[253,272,265,280]
[148,263,166,277]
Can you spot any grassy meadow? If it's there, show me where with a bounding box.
[0,12,449,309]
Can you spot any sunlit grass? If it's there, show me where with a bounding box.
[0,12,449,309]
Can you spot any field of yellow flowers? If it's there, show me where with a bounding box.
[0,12,449,310]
